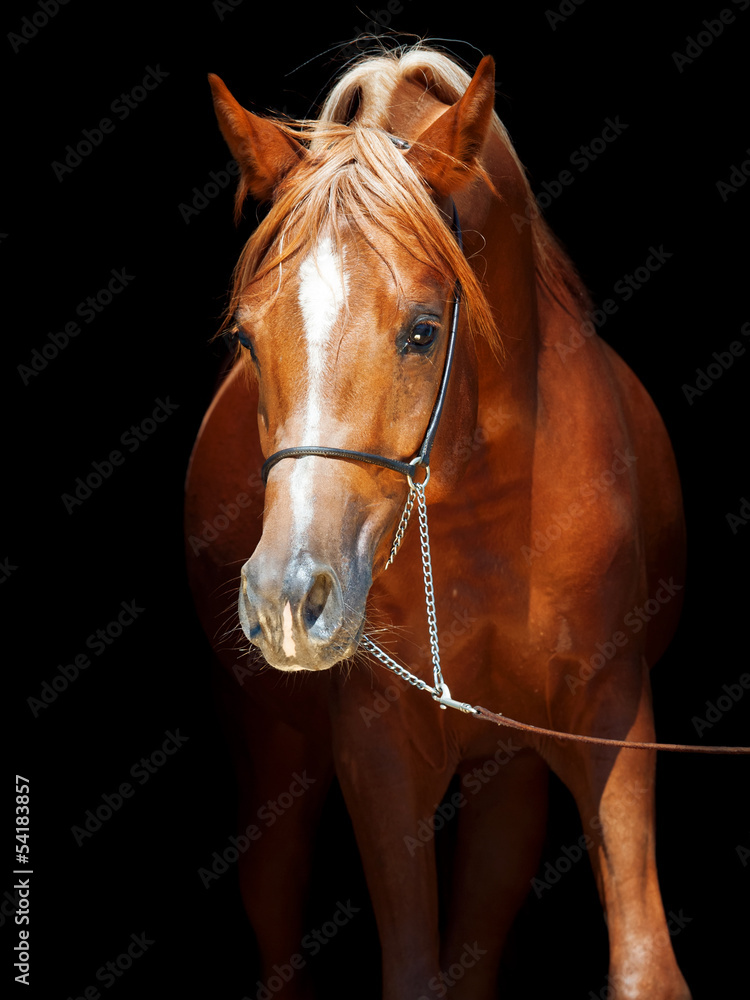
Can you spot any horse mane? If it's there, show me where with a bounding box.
[316,45,589,313]
[223,44,590,354]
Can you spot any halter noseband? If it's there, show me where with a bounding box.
[257,202,463,487]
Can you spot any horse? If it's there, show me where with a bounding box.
[184,45,690,999]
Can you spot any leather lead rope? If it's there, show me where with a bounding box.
[472,705,750,755]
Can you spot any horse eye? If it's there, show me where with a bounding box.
[408,322,438,348]
[237,327,254,352]
[229,323,260,367]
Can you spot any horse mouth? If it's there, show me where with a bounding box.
[243,627,365,673]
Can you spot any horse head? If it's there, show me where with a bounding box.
[209,57,498,671]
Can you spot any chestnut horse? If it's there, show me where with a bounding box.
[185,47,690,999]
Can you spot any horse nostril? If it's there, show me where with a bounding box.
[304,572,333,629]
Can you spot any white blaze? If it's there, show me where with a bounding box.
[289,238,348,538]
[296,237,348,434]
[281,601,296,658]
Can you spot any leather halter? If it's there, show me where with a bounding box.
[259,203,463,486]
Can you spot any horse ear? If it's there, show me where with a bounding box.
[406,56,496,197]
[208,74,305,218]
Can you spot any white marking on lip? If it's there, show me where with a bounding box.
[289,238,348,538]
[281,600,296,658]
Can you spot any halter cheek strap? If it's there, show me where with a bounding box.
[258,203,463,486]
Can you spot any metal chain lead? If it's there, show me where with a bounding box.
[414,483,444,698]
[360,636,432,694]
[363,473,478,715]
[383,485,417,569]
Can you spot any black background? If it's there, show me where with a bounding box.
[4,1,749,997]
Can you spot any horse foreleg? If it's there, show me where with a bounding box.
[219,674,334,999]
[544,658,691,1000]
[331,691,453,1000]
[441,747,549,1000]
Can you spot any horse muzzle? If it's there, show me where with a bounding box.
[239,550,368,671]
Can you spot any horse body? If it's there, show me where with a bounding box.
[185,47,688,999]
